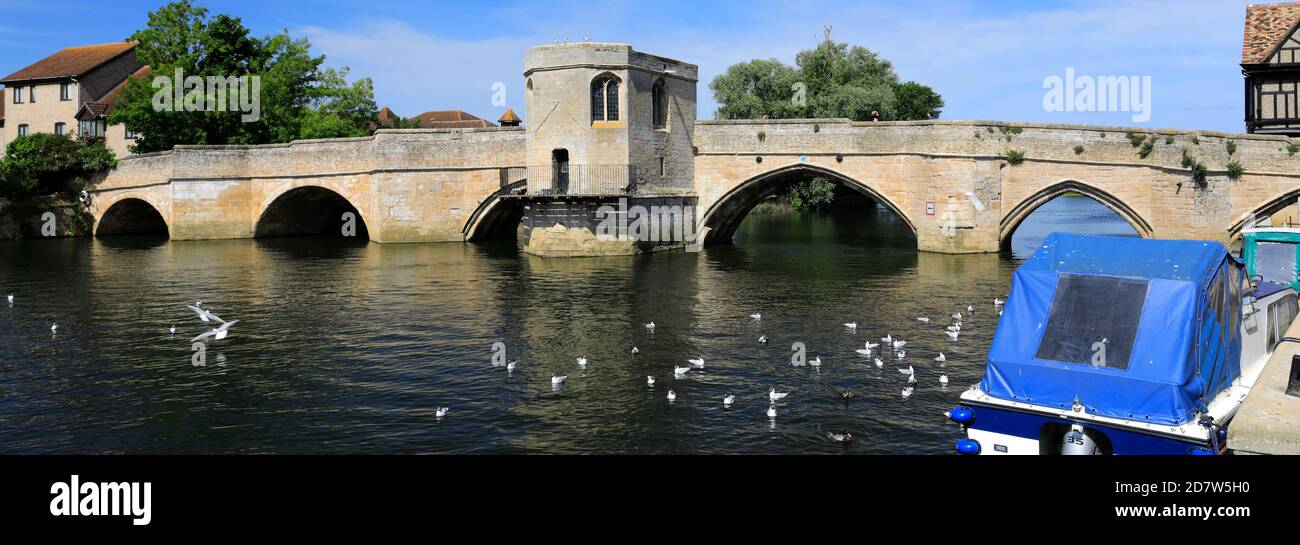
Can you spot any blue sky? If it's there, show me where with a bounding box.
[0,0,1276,132]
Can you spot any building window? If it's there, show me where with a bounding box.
[28,85,34,103]
[54,122,65,136]
[60,82,71,101]
[590,74,620,123]
[652,79,668,129]
[17,124,28,137]
[125,127,138,139]
[78,119,106,138]
[12,87,22,104]
[658,157,666,176]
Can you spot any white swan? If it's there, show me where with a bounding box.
[723,394,735,407]
[768,387,789,402]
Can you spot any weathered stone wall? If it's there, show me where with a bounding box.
[694,119,1300,252]
[89,128,526,242]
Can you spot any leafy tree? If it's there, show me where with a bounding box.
[0,134,117,199]
[709,59,802,120]
[787,177,837,210]
[109,0,377,153]
[893,81,945,121]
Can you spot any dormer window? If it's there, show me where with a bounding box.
[591,74,620,123]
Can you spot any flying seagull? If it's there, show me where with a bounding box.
[192,320,238,342]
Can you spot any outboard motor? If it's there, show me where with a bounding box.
[1061,424,1101,455]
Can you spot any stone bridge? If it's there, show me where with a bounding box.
[88,119,1300,254]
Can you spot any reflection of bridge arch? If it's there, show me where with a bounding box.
[255,184,370,239]
[463,180,527,242]
[999,179,1151,250]
[699,163,917,245]
[95,196,170,237]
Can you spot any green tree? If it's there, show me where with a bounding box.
[709,59,802,120]
[893,81,945,121]
[0,134,117,199]
[108,0,377,153]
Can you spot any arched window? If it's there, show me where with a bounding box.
[591,74,620,123]
[652,79,667,129]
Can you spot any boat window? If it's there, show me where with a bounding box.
[1036,274,1148,370]
[1255,241,1297,286]
[1267,293,1299,351]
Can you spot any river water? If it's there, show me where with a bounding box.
[0,196,1135,454]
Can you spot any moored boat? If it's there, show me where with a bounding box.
[949,232,1298,455]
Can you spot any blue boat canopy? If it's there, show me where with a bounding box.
[981,233,1245,425]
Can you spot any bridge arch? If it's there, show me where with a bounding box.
[95,196,170,237]
[699,163,917,245]
[999,179,1152,250]
[463,180,527,242]
[255,184,370,239]
[1228,187,1300,241]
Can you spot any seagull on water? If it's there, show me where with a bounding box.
[939,374,949,385]
[947,323,962,332]
[723,394,735,407]
[766,404,777,418]
[855,347,873,356]
[759,335,768,344]
[896,350,906,360]
[917,317,930,323]
[768,387,789,402]
[994,297,1005,306]
[946,330,960,340]
[899,365,914,377]
[667,390,677,402]
[631,347,639,355]
[810,356,822,367]
[6,294,12,305]
[169,325,177,335]
[893,339,907,349]
[51,323,59,333]
[687,357,705,368]
[865,341,879,350]
[840,389,856,401]
[186,304,223,324]
[644,321,656,330]
[827,431,853,443]
[750,313,762,321]
[967,304,975,312]
[551,374,567,386]
[874,357,884,368]
[507,360,517,372]
[435,407,450,418]
[577,356,588,369]
[935,353,946,363]
[907,373,917,384]
[952,312,963,320]
[647,375,655,387]
[192,320,238,342]
[844,322,857,330]
[674,366,691,377]
[881,334,893,343]
[902,386,914,398]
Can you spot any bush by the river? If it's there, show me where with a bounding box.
[0,133,117,200]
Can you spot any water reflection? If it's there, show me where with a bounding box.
[0,196,1133,454]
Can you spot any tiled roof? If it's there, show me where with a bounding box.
[408,110,495,128]
[498,108,521,124]
[1243,2,1300,64]
[1,41,137,83]
[78,65,152,119]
